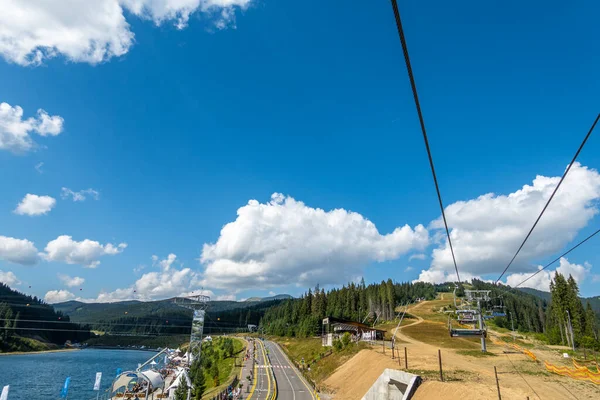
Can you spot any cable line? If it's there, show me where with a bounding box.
[496,113,600,284]
[507,227,600,290]
[389,0,461,283]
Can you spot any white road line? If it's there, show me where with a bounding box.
[267,341,296,400]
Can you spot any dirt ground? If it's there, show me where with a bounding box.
[322,294,600,400]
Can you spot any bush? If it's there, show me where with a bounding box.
[341,332,351,348]
[332,339,343,351]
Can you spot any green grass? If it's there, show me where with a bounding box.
[202,337,244,397]
[275,336,369,385]
[499,335,534,348]
[402,321,484,350]
[456,350,497,357]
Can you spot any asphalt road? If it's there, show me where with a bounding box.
[248,339,274,400]
[264,340,316,400]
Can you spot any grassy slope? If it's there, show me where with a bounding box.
[202,337,245,398]
[275,336,370,385]
[0,336,57,353]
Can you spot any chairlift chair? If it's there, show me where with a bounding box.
[455,309,478,324]
[448,317,487,338]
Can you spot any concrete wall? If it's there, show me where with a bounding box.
[361,369,421,400]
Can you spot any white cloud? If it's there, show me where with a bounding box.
[44,290,75,304]
[404,266,413,272]
[0,0,253,66]
[200,193,429,290]
[505,258,592,291]
[14,194,56,216]
[215,294,237,301]
[35,162,44,173]
[96,254,208,302]
[43,235,127,268]
[418,163,600,283]
[409,253,425,261]
[58,274,85,288]
[0,102,64,153]
[0,270,21,286]
[0,236,39,266]
[61,188,100,202]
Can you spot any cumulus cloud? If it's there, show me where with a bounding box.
[0,102,64,153]
[505,258,592,291]
[0,236,39,266]
[14,194,56,216]
[417,163,600,283]
[409,254,425,261]
[95,254,208,302]
[58,274,85,288]
[0,0,253,66]
[200,193,429,290]
[0,270,21,286]
[43,235,127,268]
[61,188,100,202]
[44,290,75,304]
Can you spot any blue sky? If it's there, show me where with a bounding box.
[0,0,599,303]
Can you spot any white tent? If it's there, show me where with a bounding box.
[141,370,164,390]
[166,369,191,392]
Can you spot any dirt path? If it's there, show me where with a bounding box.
[324,295,600,400]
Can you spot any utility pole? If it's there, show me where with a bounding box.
[566,310,575,352]
[478,299,486,352]
[509,312,515,342]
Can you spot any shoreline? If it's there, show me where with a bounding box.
[0,348,81,356]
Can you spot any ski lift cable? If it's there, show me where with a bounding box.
[504,227,600,292]
[389,0,461,284]
[495,113,600,284]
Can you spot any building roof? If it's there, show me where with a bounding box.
[323,316,386,333]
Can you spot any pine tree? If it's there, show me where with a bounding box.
[210,363,220,386]
[189,360,205,400]
[174,375,188,400]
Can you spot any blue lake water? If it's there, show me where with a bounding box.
[0,349,156,400]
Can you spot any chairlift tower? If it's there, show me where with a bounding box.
[174,294,210,364]
[465,290,490,352]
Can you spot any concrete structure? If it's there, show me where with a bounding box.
[361,369,421,400]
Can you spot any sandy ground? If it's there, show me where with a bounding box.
[322,295,600,400]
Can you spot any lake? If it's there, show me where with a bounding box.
[0,349,157,400]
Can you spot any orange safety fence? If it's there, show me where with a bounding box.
[489,336,537,361]
[545,361,600,384]
[572,359,600,375]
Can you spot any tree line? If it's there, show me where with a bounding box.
[546,273,597,348]
[0,283,91,351]
[260,279,437,337]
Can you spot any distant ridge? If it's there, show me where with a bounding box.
[245,294,293,302]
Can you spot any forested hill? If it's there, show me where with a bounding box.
[0,283,91,352]
[260,278,598,350]
[53,297,287,336]
[261,279,439,337]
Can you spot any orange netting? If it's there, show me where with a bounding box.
[544,361,600,384]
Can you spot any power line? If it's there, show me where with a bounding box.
[496,113,600,284]
[507,227,600,290]
[389,0,461,283]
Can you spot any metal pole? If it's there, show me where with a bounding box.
[404,347,408,369]
[478,300,486,352]
[510,312,515,342]
[494,366,501,400]
[438,349,443,382]
[566,310,575,352]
